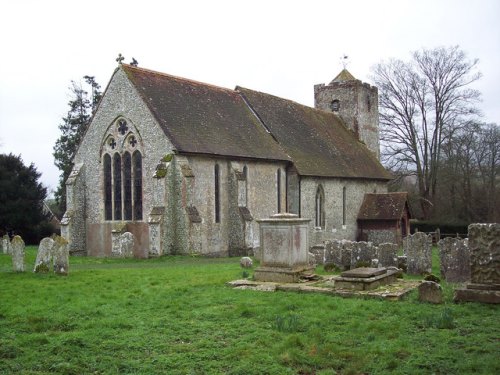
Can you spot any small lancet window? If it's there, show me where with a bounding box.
[331,99,340,112]
[315,185,325,229]
[214,164,220,223]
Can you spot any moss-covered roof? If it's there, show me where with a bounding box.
[122,65,289,162]
[358,193,410,220]
[237,87,391,179]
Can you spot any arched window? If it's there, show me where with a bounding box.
[103,154,112,220]
[277,168,282,213]
[214,164,220,223]
[331,99,340,112]
[123,152,132,220]
[315,185,325,229]
[342,186,347,226]
[133,151,142,220]
[101,117,143,221]
[113,153,122,220]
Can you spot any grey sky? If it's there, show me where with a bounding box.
[1,0,499,196]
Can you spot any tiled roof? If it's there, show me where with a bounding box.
[357,192,409,220]
[237,87,392,179]
[122,65,289,162]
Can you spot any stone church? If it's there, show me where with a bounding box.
[61,63,393,258]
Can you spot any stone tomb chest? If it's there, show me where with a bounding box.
[333,267,399,291]
[254,213,312,282]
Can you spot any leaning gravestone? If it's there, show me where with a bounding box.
[454,223,500,303]
[11,235,25,272]
[404,232,432,275]
[34,237,55,273]
[2,234,11,254]
[53,236,69,275]
[438,237,470,282]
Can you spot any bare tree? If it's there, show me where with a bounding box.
[372,46,482,219]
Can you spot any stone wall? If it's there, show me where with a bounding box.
[300,177,387,246]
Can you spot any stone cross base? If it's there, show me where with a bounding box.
[254,266,314,283]
[454,283,500,304]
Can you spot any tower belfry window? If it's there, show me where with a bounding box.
[331,100,340,112]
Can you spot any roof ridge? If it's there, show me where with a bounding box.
[122,64,235,94]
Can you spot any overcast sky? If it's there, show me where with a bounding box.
[1,0,499,197]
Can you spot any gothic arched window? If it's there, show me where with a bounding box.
[101,117,143,221]
[315,185,325,229]
[214,164,220,223]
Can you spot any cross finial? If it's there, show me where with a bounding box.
[116,53,125,65]
[340,54,350,69]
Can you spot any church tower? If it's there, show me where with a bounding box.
[314,69,380,160]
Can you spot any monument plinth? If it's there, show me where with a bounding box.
[254,213,312,283]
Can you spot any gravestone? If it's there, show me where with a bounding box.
[2,234,11,254]
[120,232,135,258]
[254,213,312,282]
[377,243,398,268]
[404,232,432,275]
[53,236,69,275]
[454,223,500,303]
[350,241,375,268]
[11,235,25,272]
[34,237,55,273]
[438,237,470,282]
[418,281,443,304]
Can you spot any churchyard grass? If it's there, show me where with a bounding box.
[0,247,498,374]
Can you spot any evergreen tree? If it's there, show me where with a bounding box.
[53,76,101,213]
[0,153,49,243]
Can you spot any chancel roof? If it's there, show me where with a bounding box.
[120,64,391,180]
[357,193,410,221]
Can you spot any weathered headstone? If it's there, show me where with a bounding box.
[2,234,11,254]
[418,281,443,304]
[53,236,69,275]
[240,256,253,268]
[34,237,55,273]
[377,243,398,268]
[350,241,375,268]
[438,237,470,282]
[454,223,500,303]
[404,232,432,275]
[11,235,25,272]
[120,232,135,258]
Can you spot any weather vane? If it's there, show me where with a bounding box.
[340,54,350,69]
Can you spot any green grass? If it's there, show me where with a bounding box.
[0,247,498,374]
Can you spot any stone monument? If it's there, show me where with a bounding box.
[438,237,470,282]
[454,223,500,303]
[34,237,55,273]
[254,213,312,282]
[11,235,25,272]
